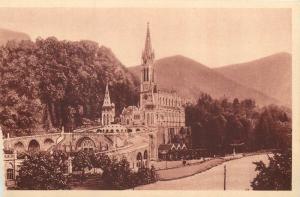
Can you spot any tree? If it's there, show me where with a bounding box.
[100,156,158,189]
[72,150,93,181]
[101,157,132,189]
[0,37,139,136]
[251,148,292,190]
[16,151,69,190]
[254,105,291,149]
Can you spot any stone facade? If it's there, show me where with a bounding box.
[1,23,189,188]
[121,23,188,148]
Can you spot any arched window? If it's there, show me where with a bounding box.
[7,169,14,180]
[136,152,143,168]
[143,150,148,167]
[144,150,148,160]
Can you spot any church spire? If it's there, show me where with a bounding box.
[101,83,115,126]
[103,84,112,106]
[145,22,152,53]
[142,22,155,64]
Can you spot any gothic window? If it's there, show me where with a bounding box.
[136,152,143,168]
[146,68,149,81]
[7,168,14,180]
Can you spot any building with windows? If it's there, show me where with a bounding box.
[120,23,188,157]
[2,23,189,188]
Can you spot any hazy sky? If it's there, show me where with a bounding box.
[0,8,291,67]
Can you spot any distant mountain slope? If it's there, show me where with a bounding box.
[0,28,30,45]
[129,55,279,106]
[215,52,291,107]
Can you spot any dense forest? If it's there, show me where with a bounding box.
[185,93,291,153]
[0,37,139,136]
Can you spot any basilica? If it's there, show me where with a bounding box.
[120,23,187,157]
[2,23,189,187]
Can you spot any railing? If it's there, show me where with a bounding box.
[3,132,61,141]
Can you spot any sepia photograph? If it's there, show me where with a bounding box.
[0,1,299,194]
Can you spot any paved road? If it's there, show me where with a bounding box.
[136,154,269,190]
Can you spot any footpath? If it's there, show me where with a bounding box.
[157,158,224,181]
[156,152,270,181]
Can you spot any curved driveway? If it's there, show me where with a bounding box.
[136,154,269,190]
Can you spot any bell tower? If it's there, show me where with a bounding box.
[140,22,156,108]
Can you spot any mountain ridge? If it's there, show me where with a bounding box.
[129,55,281,107]
[0,28,31,45]
[215,52,291,107]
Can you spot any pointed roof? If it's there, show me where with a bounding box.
[103,84,113,107]
[144,22,152,53]
[142,22,155,63]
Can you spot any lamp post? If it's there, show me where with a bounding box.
[224,164,227,190]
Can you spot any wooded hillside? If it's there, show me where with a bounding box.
[0,37,139,136]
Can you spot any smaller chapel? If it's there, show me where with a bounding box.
[101,84,115,126]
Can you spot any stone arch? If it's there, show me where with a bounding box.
[44,138,54,144]
[14,141,25,153]
[44,138,55,150]
[28,139,40,152]
[76,137,96,151]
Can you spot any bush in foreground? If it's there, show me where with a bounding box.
[16,151,70,190]
[251,148,291,190]
[101,157,157,189]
